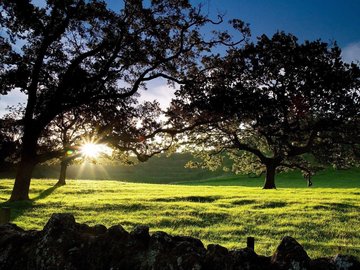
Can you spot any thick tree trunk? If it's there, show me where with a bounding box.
[9,160,36,201]
[9,36,48,201]
[9,127,39,201]
[56,160,68,186]
[263,163,277,189]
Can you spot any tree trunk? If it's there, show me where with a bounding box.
[56,160,68,186]
[9,160,36,201]
[9,128,39,201]
[263,162,277,189]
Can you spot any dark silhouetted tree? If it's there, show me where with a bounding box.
[38,109,91,186]
[169,32,360,189]
[0,0,247,200]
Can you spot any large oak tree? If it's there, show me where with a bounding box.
[0,0,245,201]
[169,32,360,188]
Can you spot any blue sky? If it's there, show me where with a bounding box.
[105,0,360,62]
[1,0,360,114]
[27,0,360,58]
[199,0,360,47]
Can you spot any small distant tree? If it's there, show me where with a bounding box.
[170,32,360,189]
[1,0,246,201]
[2,99,178,185]
[0,106,87,184]
[38,109,91,186]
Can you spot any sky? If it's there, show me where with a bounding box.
[1,0,360,115]
[203,0,360,47]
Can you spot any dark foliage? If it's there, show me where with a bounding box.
[0,0,247,200]
[169,32,360,188]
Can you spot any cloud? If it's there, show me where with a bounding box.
[342,42,360,64]
[138,80,176,110]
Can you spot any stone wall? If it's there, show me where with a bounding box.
[0,213,359,270]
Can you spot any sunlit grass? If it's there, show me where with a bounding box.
[0,179,359,259]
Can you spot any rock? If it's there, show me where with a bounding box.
[309,258,336,270]
[231,247,270,270]
[0,223,37,270]
[204,244,231,270]
[257,255,272,269]
[107,224,128,239]
[34,213,82,270]
[207,244,229,255]
[171,236,206,269]
[0,214,359,270]
[92,224,107,234]
[130,225,150,242]
[173,235,205,250]
[0,223,25,247]
[43,213,77,234]
[271,236,311,270]
[332,254,360,270]
[76,222,91,233]
[151,230,173,245]
[145,231,206,269]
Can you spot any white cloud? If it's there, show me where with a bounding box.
[342,42,360,64]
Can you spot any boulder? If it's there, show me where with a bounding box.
[309,258,336,270]
[271,236,311,270]
[230,247,271,270]
[130,225,150,242]
[204,244,231,270]
[332,254,360,270]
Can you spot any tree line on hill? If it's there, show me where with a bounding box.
[0,0,359,201]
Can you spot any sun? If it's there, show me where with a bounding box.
[81,143,101,158]
[80,142,112,159]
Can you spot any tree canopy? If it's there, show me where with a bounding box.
[169,32,360,188]
[0,0,248,201]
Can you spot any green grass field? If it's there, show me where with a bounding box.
[1,173,359,259]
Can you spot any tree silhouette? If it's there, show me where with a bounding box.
[0,106,89,185]
[38,109,91,186]
[0,0,247,201]
[170,32,360,189]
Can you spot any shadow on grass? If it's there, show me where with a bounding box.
[0,185,61,222]
[311,202,360,213]
[153,195,221,203]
